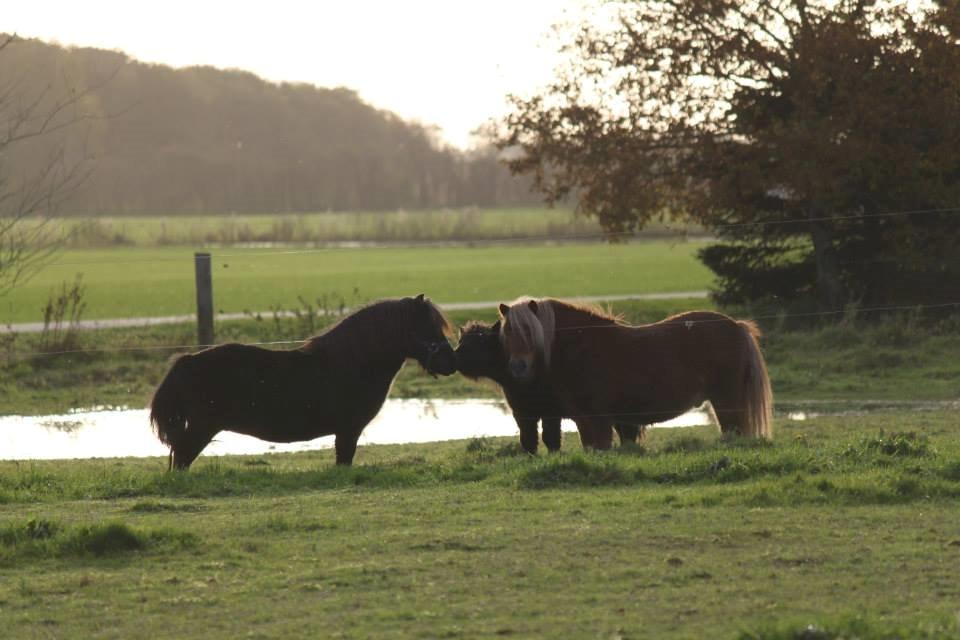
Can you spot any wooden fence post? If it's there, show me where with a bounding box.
[194,252,214,347]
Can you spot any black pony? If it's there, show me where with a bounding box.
[455,320,640,454]
[150,295,456,469]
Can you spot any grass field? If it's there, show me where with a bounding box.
[1,240,711,324]
[2,227,959,638]
[51,207,699,248]
[2,411,959,638]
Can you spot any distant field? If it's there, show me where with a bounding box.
[48,208,700,248]
[1,240,712,324]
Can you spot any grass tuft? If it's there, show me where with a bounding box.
[465,437,529,461]
[844,431,935,458]
[61,523,146,556]
[518,456,633,489]
[0,519,198,563]
[660,434,709,454]
[128,500,206,513]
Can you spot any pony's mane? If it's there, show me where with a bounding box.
[499,296,555,367]
[500,297,624,369]
[425,300,455,338]
[541,297,623,324]
[300,297,451,356]
[461,319,497,337]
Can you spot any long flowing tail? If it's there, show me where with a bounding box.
[149,354,191,458]
[738,320,774,438]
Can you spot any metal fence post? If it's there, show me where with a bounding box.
[194,252,214,347]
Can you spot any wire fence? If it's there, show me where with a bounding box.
[5,297,959,362]
[3,202,959,361]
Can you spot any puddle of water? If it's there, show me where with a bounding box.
[0,399,712,462]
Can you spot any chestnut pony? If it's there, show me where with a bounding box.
[150,295,456,469]
[498,298,772,448]
[455,320,641,454]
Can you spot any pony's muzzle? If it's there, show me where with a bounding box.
[424,342,457,377]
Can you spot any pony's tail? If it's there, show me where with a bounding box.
[738,320,773,439]
[149,354,191,455]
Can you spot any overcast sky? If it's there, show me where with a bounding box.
[7,1,588,149]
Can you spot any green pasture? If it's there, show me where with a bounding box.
[1,240,711,324]
[2,411,960,638]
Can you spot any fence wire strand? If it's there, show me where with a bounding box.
[5,202,958,360]
[6,298,959,361]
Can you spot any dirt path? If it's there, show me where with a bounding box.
[3,290,709,334]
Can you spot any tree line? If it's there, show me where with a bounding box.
[0,35,537,215]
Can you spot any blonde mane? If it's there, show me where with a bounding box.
[499,297,557,368]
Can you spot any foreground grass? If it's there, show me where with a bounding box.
[2,411,959,638]
[1,239,710,324]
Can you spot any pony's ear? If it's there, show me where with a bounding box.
[415,293,425,302]
[528,300,538,313]
[498,303,510,317]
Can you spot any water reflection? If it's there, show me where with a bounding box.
[0,399,713,462]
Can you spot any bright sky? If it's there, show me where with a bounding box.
[7,1,588,149]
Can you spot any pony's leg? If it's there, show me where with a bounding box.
[591,424,614,450]
[171,424,216,470]
[711,355,763,436]
[576,419,613,450]
[614,423,641,446]
[335,432,361,465]
[713,405,743,436]
[710,389,744,436]
[541,416,562,453]
[516,416,540,455]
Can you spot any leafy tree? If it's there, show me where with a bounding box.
[497,1,960,309]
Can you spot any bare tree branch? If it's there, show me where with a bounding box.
[0,34,98,295]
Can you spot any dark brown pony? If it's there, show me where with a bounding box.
[150,295,456,469]
[455,319,642,454]
[499,298,773,448]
